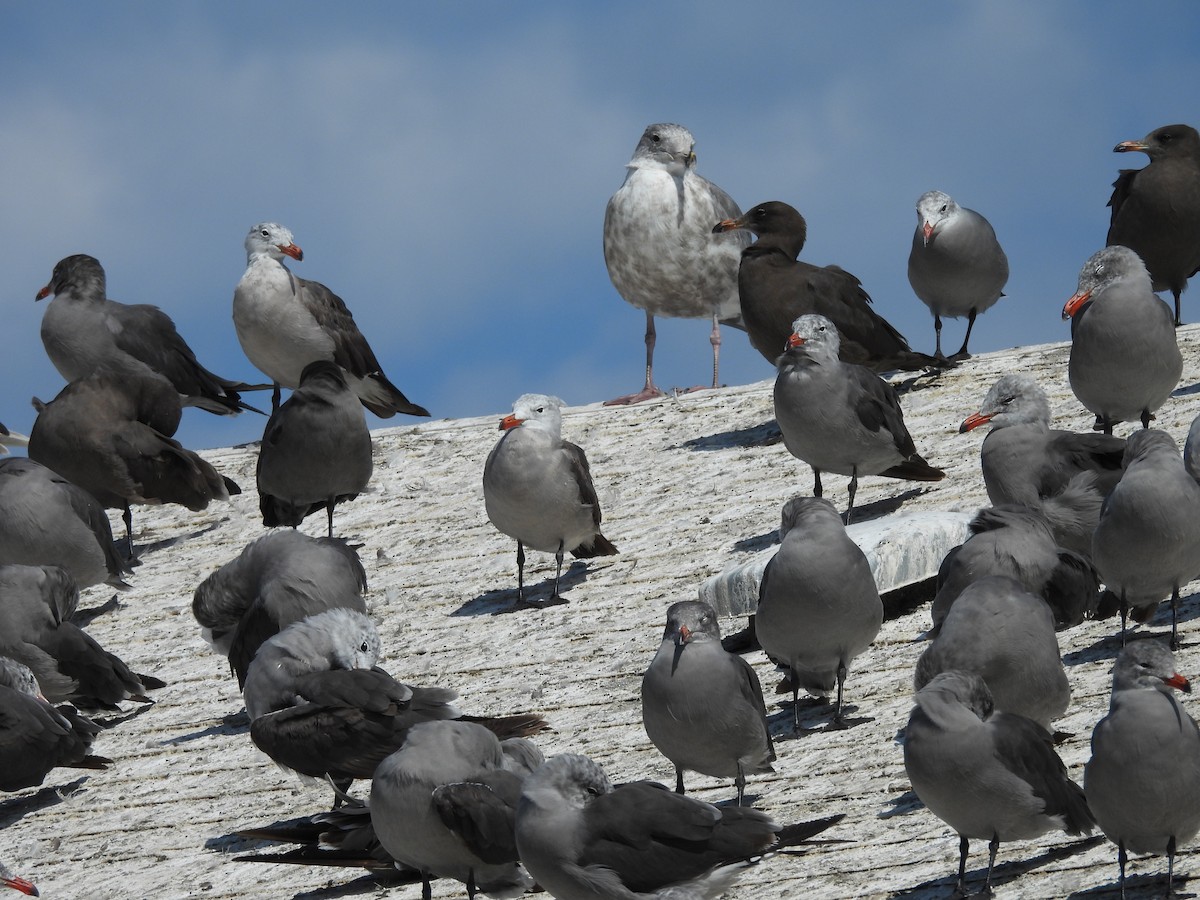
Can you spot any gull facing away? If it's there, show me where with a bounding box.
[369,720,541,900]
[756,497,882,730]
[1085,641,1200,898]
[1092,429,1200,649]
[917,576,1070,731]
[256,360,373,537]
[1106,123,1200,325]
[907,190,1008,361]
[483,394,617,607]
[773,314,944,523]
[602,123,748,405]
[515,753,844,900]
[0,457,130,591]
[714,201,938,372]
[233,222,430,418]
[191,529,368,688]
[1062,246,1182,434]
[0,861,37,897]
[903,671,1094,897]
[36,254,261,415]
[641,600,775,805]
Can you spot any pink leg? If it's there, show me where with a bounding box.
[604,311,668,405]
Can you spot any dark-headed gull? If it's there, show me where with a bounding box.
[603,123,748,405]
[233,222,430,418]
[1085,640,1200,897]
[483,394,616,607]
[774,314,944,523]
[1106,123,1200,325]
[641,600,775,805]
[714,201,937,372]
[907,190,1008,361]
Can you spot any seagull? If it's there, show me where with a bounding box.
[233,222,430,418]
[756,496,882,730]
[27,358,239,562]
[0,423,28,456]
[1106,123,1200,325]
[903,670,1094,897]
[369,720,540,900]
[515,753,844,900]
[483,394,616,607]
[256,360,373,537]
[1085,640,1200,898]
[907,190,1009,361]
[917,576,1071,731]
[0,457,130,591]
[0,655,110,791]
[1062,246,1182,434]
[640,600,775,804]
[192,529,368,688]
[1092,429,1200,649]
[36,254,260,415]
[773,314,944,523]
[714,201,938,372]
[602,123,748,405]
[0,563,161,709]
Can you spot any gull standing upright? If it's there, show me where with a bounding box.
[755,496,883,729]
[903,671,1094,897]
[774,314,943,522]
[1092,429,1200,649]
[36,254,259,415]
[1086,641,1200,898]
[714,201,938,372]
[483,394,616,607]
[256,360,373,537]
[233,222,430,417]
[1106,123,1200,325]
[907,190,1009,361]
[640,600,775,805]
[1062,246,1182,434]
[603,123,748,404]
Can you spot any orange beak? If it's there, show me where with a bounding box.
[499,414,524,431]
[1,874,37,896]
[1165,672,1193,694]
[959,412,993,433]
[1114,139,1150,154]
[279,242,303,261]
[922,221,935,245]
[786,333,806,349]
[35,283,51,301]
[712,216,742,234]
[678,624,692,643]
[1062,290,1091,320]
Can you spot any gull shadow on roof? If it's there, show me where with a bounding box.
[165,710,250,745]
[453,562,591,616]
[0,776,88,829]
[675,419,782,452]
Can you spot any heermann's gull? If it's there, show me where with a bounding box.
[774,314,944,523]
[36,254,260,415]
[483,394,617,607]
[233,222,430,418]
[515,753,844,900]
[713,201,938,373]
[369,720,541,900]
[1085,641,1200,897]
[1092,429,1200,649]
[916,576,1070,731]
[1062,246,1182,434]
[0,655,110,791]
[0,423,28,456]
[906,190,1008,362]
[1106,123,1200,325]
[243,609,546,795]
[932,506,1099,631]
[192,530,367,688]
[756,496,883,729]
[27,358,239,561]
[256,360,373,537]
[0,564,161,708]
[0,862,37,896]
[640,600,774,804]
[602,123,748,405]
[0,457,130,591]
[959,372,1125,556]
[903,671,1094,897]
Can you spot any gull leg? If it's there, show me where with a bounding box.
[956,834,970,897]
[604,312,667,405]
[950,309,977,361]
[709,313,722,388]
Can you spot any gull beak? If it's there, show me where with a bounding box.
[786,333,806,349]
[922,221,935,246]
[35,284,51,301]
[677,624,692,644]
[959,412,993,434]
[712,215,746,235]
[1062,290,1091,320]
[1113,139,1150,154]
[1,874,38,896]
[499,414,524,431]
[278,242,304,261]
[1165,672,1193,694]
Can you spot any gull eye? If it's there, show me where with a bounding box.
[650,132,661,143]
[260,228,270,237]
[359,640,369,653]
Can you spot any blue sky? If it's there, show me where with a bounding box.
[3,2,1198,450]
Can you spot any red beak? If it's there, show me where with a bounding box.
[1,875,38,896]
[35,284,51,301]
[499,414,524,431]
[922,221,935,245]
[279,242,303,261]
[1165,672,1193,694]
[678,624,692,643]
[959,412,993,434]
[1062,290,1091,320]
[786,333,806,349]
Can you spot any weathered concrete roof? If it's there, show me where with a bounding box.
[5,328,1200,899]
